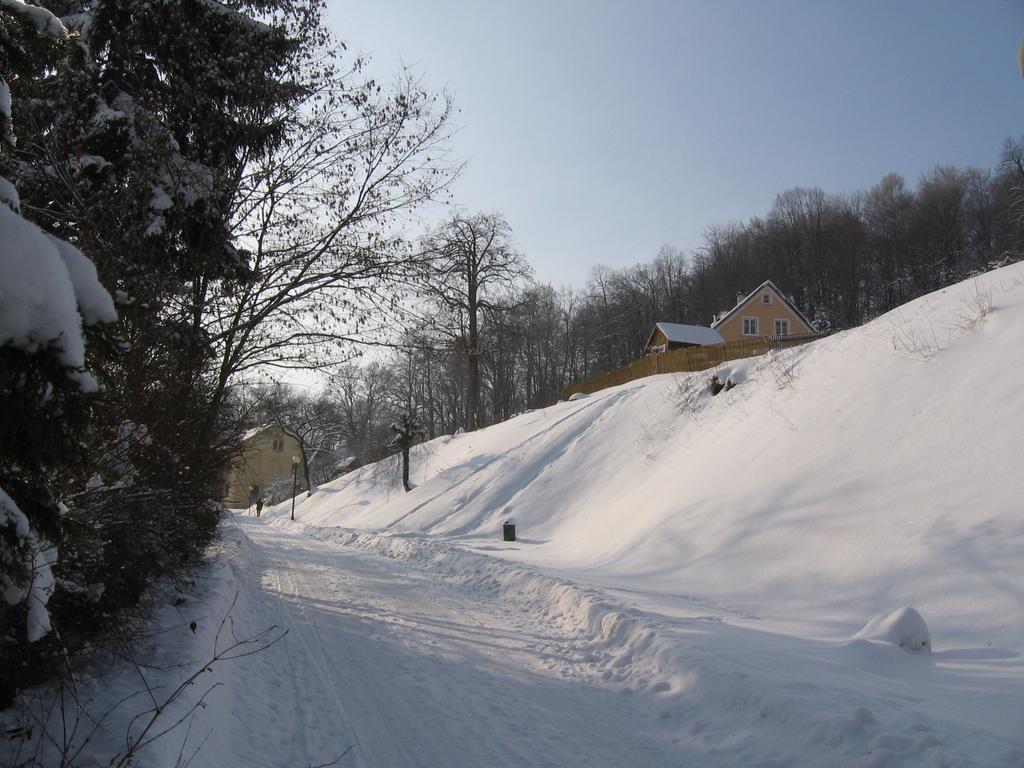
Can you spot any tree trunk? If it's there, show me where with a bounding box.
[302,449,314,496]
[401,445,411,492]
[466,353,480,432]
[467,274,480,431]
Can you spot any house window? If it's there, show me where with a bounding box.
[774,319,790,336]
[742,317,758,336]
[762,292,772,305]
[272,439,284,452]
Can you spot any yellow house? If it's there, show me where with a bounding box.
[222,425,302,509]
[711,280,814,343]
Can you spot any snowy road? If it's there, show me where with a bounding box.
[212,515,694,768]
[162,513,1024,768]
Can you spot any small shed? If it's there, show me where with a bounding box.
[644,322,725,354]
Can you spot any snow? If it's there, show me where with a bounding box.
[0,487,30,544]
[0,204,87,368]
[46,234,117,325]
[0,201,115,387]
[76,153,111,171]
[0,488,57,643]
[22,542,57,642]
[653,321,725,346]
[198,0,272,32]
[4,264,1024,766]
[852,606,932,652]
[0,0,66,39]
[0,78,12,147]
[284,264,1024,653]
[149,184,173,212]
[0,174,19,213]
[259,262,1024,763]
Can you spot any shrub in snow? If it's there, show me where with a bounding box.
[852,606,932,653]
[708,368,738,396]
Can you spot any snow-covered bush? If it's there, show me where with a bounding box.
[709,363,748,396]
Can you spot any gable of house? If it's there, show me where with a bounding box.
[711,281,813,343]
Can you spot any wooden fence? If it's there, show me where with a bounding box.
[562,332,829,400]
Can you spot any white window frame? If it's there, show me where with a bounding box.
[742,316,758,336]
[762,292,772,305]
[774,319,790,336]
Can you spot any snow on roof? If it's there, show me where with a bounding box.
[242,424,273,442]
[652,322,724,346]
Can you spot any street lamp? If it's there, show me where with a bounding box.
[290,455,300,521]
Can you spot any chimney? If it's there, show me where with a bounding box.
[735,290,747,306]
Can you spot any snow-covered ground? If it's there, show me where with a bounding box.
[5,264,1024,766]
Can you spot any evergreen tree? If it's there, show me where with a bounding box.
[0,0,320,703]
[1,0,117,701]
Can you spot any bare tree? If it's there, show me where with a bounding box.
[257,384,348,496]
[197,64,459,430]
[420,212,531,431]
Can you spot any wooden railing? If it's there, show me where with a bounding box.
[562,332,828,399]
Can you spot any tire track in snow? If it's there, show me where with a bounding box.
[240,517,697,767]
[289,522,1020,768]
[263,542,364,767]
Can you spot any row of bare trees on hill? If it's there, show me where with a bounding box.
[266,137,1024,461]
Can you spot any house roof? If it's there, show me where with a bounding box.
[647,322,725,348]
[241,424,290,443]
[710,279,815,331]
[242,425,270,442]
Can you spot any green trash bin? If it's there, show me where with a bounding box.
[503,520,516,542]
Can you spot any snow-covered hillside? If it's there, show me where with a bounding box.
[238,263,1024,766]
[284,263,1024,653]
[9,266,1021,768]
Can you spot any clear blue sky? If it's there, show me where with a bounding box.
[326,0,1024,288]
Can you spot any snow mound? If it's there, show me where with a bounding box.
[712,356,754,387]
[852,606,932,653]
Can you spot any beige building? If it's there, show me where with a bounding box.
[222,425,302,509]
[711,280,814,343]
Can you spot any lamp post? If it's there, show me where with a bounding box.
[290,455,299,521]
